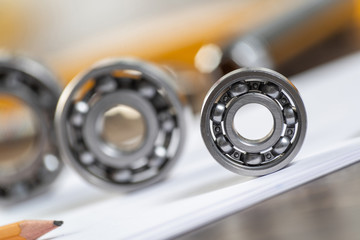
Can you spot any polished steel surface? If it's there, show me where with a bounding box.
[0,55,62,203]
[55,58,186,191]
[179,162,360,240]
[201,68,307,176]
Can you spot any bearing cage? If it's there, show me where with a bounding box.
[0,56,62,202]
[201,68,307,176]
[56,59,186,191]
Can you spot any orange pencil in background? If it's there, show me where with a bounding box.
[0,220,63,240]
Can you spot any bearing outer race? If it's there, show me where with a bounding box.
[200,68,307,176]
[55,58,186,191]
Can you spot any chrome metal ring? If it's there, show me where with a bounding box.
[55,58,186,191]
[201,68,307,176]
[0,55,62,202]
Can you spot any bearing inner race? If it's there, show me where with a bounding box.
[225,93,284,153]
[83,90,159,167]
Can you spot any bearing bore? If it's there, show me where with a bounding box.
[55,58,186,191]
[0,55,62,202]
[201,68,307,176]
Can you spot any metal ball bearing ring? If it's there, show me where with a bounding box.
[0,55,62,202]
[55,58,186,191]
[201,68,307,176]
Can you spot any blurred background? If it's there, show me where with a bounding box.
[1,0,360,239]
[3,0,359,82]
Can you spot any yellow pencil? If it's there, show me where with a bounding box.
[0,220,63,240]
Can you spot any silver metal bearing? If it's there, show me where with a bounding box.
[201,68,307,176]
[0,55,62,202]
[55,58,186,191]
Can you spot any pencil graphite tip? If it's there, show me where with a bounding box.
[53,220,63,226]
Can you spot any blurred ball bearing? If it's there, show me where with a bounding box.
[0,55,62,202]
[55,58,186,191]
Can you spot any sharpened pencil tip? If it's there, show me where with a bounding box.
[53,220,63,226]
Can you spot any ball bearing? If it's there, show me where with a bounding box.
[201,68,307,176]
[55,58,186,191]
[0,55,62,202]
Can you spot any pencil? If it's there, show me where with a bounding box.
[0,220,63,240]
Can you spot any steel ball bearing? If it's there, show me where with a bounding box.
[0,55,62,202]
[55,58,186,191]
[200,68,307,176]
